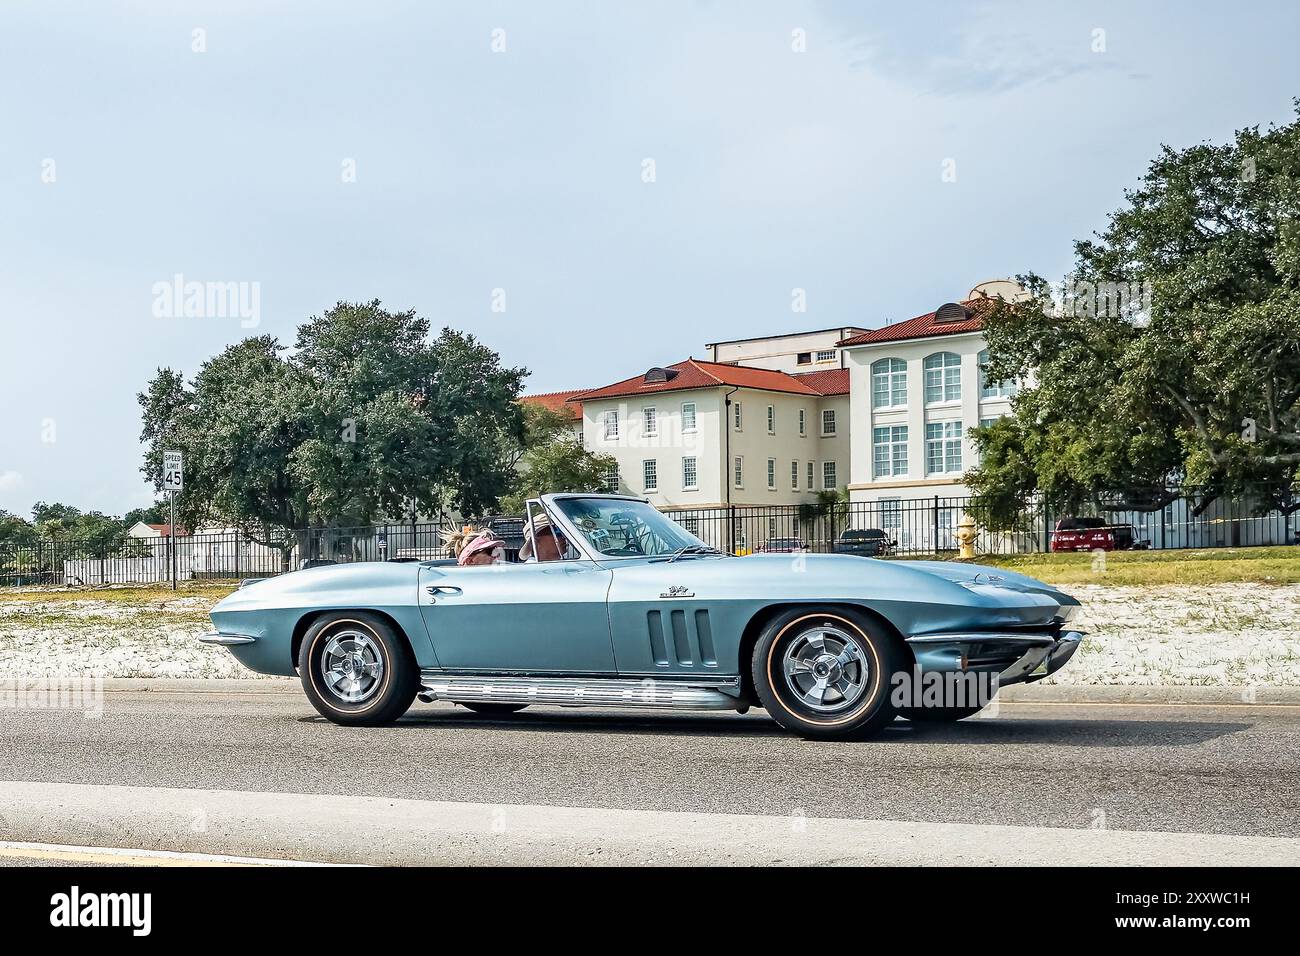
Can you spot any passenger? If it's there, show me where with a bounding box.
[519,512,569,562]
[457,529,505,566]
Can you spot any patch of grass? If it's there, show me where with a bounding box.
[962,545,1300,586]
[0,581,240,605]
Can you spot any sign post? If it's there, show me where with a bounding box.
[163,450,184,590]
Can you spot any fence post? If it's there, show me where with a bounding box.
[932,496,940,555]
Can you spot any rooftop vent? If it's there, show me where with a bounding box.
[643,367,679,384]
[933,302,970,324]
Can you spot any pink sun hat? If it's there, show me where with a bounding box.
[457,529,505,566]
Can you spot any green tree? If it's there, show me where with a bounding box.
[139,301,528,567]
[972,103,1300,525]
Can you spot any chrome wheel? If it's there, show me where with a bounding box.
[781,623,869,713]
[319,629,385,704]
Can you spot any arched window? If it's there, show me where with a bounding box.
[979,349,1018,399]
[871,358,907,409]
[923,352,961,404]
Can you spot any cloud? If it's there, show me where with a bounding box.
[817,0,1114,95]
[0,471,24,493]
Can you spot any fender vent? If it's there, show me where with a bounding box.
[646,609,717,667]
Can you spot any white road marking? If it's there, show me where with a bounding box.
[1,780,1295,866]
[0,840,349,867]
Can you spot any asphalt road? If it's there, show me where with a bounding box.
[1,682,1297,864]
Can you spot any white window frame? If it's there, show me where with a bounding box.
[642,459,658,493]
[766,404,775,435]
[822,460,837,490]
[681,401,697,433]
[979,349,1019,400]
[733,401,743,431]
[925,420,963,475]
[603,464,619,494]
[807,461,814,490]
[733,455,744,489]
[871,357,907,410]
[815,349,836,363]
[791,460,800,490]
[923,352,962,405]
[681,456,698,491]
[821,408,836,436]
[881,498,901,531]
[798,408,806,436]
[602,409,619,440]
[872,425,908,478]
[642,406,657,437]
[766,458,776,490]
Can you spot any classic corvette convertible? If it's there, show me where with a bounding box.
[204,493,1084,739]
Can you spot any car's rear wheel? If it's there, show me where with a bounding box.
[299,612,418,726]
[460,702,528,715]
[751,607,903,740]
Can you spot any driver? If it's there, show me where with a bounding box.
[519,511,569,562]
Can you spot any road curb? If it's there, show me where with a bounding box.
[1,780,1295,866]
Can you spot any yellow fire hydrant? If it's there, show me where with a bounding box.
[956,512,978,560]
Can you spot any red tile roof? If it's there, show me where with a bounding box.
[519,389,588,422]
[838,297,997,347]
[145,523,189,536]
[791,368,850,396]
[571,359,823,404]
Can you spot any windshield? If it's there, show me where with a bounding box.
[551,498,710,558]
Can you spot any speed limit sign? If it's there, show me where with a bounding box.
[163,450,184,491]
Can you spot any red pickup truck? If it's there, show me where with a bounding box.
[1050,516,1149,552]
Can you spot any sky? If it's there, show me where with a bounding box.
[1,0,1297,517]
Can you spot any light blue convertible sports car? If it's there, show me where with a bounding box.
[204,493,1084,739]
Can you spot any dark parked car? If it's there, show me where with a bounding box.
[834,528,896,557]
[756,536,807,553]
[1050,516,1149,552]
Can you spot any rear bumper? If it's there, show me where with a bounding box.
[906,630,1085,686]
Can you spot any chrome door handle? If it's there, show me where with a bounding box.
[425,585,463,596]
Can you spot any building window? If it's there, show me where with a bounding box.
[768,517,777,538]
[733,456,744,488]
[767,405,775,435]
[603,465,619,494]
[822,460,837,490]
[796,352,812,365]
[733,402,743,431]
[807,461,814,490]
[925,421,963,474]
[881,498,901,530]
[979,349,1018,400]
[979,416,1000,430]
[872,425,908,478]
[767,458,776,490]
[821,408,836,436]
[923,352,962,404]
[680,515,699,535]
[798,408,806,436]
[815,349,836,363]
[602,410,619,440]
[681,456,698,491]
[681,402,697,432]
[791,460,800,490]
[642,459,658,493]
[871,357,907,409]
[642,406,657,436]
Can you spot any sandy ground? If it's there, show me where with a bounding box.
[0,585,1298,685]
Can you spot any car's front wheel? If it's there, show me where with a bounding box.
[752,607,903,740]
[299,612,418,726]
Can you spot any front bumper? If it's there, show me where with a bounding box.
[906,630,1085,686]
[199,631,258,646]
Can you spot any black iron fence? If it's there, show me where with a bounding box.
[2,492,1296,587]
